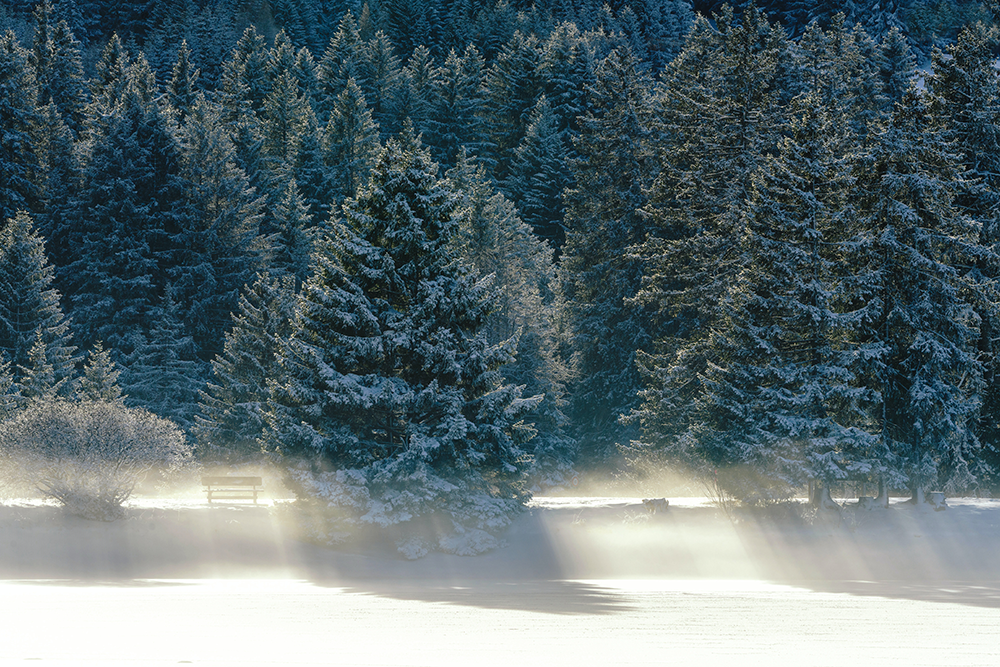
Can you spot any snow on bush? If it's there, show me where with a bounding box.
[0,400,191,520]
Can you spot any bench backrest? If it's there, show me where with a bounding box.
[201,476,262,486]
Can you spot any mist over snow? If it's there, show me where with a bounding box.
[2,493,1000,665]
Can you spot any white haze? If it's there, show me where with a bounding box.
[1,493,999,665]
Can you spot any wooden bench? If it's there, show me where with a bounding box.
[201,476,263,504]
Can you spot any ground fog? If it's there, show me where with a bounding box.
[1,492,999,666]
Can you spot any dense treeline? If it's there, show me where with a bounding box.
[2,0,1000,542]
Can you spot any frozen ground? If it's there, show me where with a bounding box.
[1,494,999,666]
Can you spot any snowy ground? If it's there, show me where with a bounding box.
[1,494,999,666]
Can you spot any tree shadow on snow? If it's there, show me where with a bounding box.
[313,579,634,616]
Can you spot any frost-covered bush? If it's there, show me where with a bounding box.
[0,400,191,520]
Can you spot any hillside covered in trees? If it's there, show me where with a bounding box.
[3,0,1000,545]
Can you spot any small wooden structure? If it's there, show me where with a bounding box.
[201,476,263,504]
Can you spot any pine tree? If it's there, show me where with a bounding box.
[396,44,440,139]
[216,27,270,119]
[89,33,130,108]
[503,94,572,248]
[195,273,297,461]
[850,90,991,495]
[270,178,314,285]
[167,39,199,123]
[561,47,656,465]
[259,67,311,190]
[359,30,402,135]
[639,92,876,502]
[927,23,1000,486]
[537,22,592,138]
[78,341,124,403]
[174,94,267,363]
[315,11,366,124]
[427,44,489,166]
[448,152,574,489]
[0,211,76,394]
[631,6,795,487]
[65,58,184,357]
[16,330,67,403]
[122,287,206,432]
[294,108,330,221]
[29,1,87,135]
[322,78,381,204]
[638,6,792,355]
[879,25,916,108]
[265,130,536,547]
[28,101,77,254]
[0,31,39,223]
[481,31,541,181]
[0,355,19,421]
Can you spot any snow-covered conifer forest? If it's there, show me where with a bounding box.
[2,0,1000,547]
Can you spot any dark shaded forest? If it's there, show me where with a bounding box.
[2,0,1000,538]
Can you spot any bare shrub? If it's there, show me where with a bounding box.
[0,400,191,520]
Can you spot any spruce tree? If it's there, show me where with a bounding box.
[0,356,19,421]
[561,47,656,465]
[0,31,39,223]
[270,178,314,285]
[65,57,184,357]
[0,211,76,390]
[16,330,67,403]
[427,44,489,166]
[481,31,541,182]
[29,1,87,135]
[503,94,572,249]
[78,341,124,403]
[928,23,1000,482]
[315,11,366,124]
[322,78,381,204]
[395,44,440,140]
[122,287,206,433]
[637,5,792,403]
[850,90,991,495]
[448,152,574,489]
[167,39,199,123]
[265,130,535,551]
[259,68,311,191]
[89,34,130,108]
[195,273,297,461]
[174,94,267,363]
[359,30,402,136]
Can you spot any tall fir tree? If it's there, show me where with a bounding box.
[122,287,206,433]
[315,10,366,124]
[561,47,656,466]
[167,39,200,123]
[65,57,184,357]
[0,31,39,223]
[174,93,267,363]
[427,44,489,166]
[849,90,992,495]
[195,273,297,461]
[448,152,574,489]
[29,1,87,135]
[0,211,76,394]
[265,129,536,546]
[78,341,125,403]
[927,23,1000,482]
[322,78,381,204]
[481,31,541,182]
[503,94,572,249]
[270,178,314,285]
